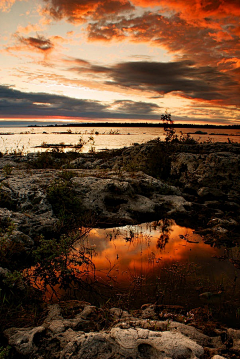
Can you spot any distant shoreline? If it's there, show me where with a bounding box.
[28,122,240,129]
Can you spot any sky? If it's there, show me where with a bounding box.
[0,0,240,126]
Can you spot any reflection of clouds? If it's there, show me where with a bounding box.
[85,222,218,282]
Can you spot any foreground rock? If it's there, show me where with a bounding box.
[0,167,186,237]
[4,302,238,358]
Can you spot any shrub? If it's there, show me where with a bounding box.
[58,170,77,181]
[28,231,94,296]
[30,151,81,169]
[47,177,83,229]
[0,185,15,210]
[2,165,13,176]
[0,218,31,271]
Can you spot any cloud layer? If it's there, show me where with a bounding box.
[0,85,162,120]
[42,0,134,23]
[69,58,240,106]
[1,0,239,124]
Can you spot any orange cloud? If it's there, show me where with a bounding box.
[132,0,240,25]
[17,23,42,34]
[0,0,16,12]
[79,224,218,286]
[0,0,28,12]
[87,10,240,105]
[7,33,72,56]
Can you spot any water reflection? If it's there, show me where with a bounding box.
[82,219,218,280]
[73,220,240,326]
[32,220,240,326]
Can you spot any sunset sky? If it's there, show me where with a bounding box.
[0,0,240,125]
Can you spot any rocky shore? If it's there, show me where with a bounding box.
[1,140,240,358]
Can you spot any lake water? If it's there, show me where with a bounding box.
[0,126,240,154]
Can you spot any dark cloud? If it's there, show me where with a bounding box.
[42,0,134,23]
[113,100,160,114]
[86,10,240,105]
[70,59,240,105]
[16,34,54,52]
[0,86,161,120]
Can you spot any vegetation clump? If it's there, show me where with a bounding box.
[29,150,81,169]
[29,230,94,299]
[121,113,198,180]
[46,175,83,230]
[0,185,15,210]
[2,165,13,177]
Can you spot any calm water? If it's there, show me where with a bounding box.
[70,220,240,326]
[0,126,240,153]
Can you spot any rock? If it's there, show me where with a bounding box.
[71,172,185,226]
[1,142,240,235]
[171,147,240,202]
[197,187,226,200]
[5,302,231,359]
[110,327,204,358]
[207,218,238,227]
[227,328,240,353]
[0,266,10,278]
[8,230,34,247]
[4,326,46,357]
[154,195,191,216]
[109,308,131,320]
[5,322,205,359]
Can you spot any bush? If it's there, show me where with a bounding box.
[28,231,94,296]
[30,151,81,169]
[0,185,15,210]
[47,177,83,229]
[2,165,13,176]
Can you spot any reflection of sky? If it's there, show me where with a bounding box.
[33,220,240,310]
[78,222,228,284]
